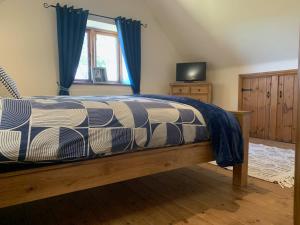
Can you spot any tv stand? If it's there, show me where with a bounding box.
[183,81,196,83]
[175,81,208,83]
[169,82,212,103]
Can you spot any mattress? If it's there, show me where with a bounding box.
[0,96,209,164]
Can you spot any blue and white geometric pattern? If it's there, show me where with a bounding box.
[0,96,209,163]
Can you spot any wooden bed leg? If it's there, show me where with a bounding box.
[230,111,251,187]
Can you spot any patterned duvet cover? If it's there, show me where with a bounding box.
[0,96,209,163]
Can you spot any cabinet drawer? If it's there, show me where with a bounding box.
[191,85,209,94]
[192,94,209,103]
[171,86,190,94]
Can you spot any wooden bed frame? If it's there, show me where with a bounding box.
[0,111,250,209]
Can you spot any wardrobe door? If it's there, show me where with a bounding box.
[241,78,258,137]
[257,77,272,138]
[241,77,271,139]
[276,75,296,142]
[293,76,298,143]
[269,75,279,140]
[240,70,297,143]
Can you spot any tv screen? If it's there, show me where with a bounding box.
[176,62,206,82]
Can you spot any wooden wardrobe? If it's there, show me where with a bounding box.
[239,70,298,143]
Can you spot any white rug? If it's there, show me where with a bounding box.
[212,143,295,188]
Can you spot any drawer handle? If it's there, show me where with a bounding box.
[198,89,201,92]
[179,89,182,92]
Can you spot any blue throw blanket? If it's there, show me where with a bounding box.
[141,95,244,167]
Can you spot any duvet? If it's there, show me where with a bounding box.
[0,96,210,164]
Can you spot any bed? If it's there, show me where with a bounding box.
[0,95,250,208]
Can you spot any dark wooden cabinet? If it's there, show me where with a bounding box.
[239,70,298,143]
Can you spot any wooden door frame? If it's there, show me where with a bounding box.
[295,36,300,225]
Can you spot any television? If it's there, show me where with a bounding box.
[176,62,206,82]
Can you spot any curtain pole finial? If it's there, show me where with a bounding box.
[43,3,50,8]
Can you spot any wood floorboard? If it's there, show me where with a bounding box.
[124,180,197,225]
[153,169,279,225]
[0,162,293,225]
[176,168,292,224]
[138,175,242,225]
[129,178,216,225]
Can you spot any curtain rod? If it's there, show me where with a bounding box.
[43,3,148,28]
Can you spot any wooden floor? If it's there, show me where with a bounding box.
[0,163,293,225]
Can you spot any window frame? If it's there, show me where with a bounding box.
[74,27,129,86]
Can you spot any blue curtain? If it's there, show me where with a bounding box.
[115,17,141,94]
[56,4,89,95]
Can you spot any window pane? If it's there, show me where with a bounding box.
[87,20,117,32]
[96,34,118,82]
[121,56,131,85]
[75,33,89,80]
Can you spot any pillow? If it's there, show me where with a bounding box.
[0,67,21,99]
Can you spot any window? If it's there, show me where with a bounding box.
[75,20,130,85]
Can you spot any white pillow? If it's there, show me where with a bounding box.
[0,67,21,99]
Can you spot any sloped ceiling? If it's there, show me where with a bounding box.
[145,0,300,69]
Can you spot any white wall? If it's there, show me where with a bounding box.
[0,0,181,96]
[146,0,300,68]
[207,59,298,110]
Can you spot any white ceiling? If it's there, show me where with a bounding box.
[145,0,300,69]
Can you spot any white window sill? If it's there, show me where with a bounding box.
[73,80,131,87]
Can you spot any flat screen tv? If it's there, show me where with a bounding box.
[176,62,206,82]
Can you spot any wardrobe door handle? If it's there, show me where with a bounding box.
[279,91,283,98]
[267,91,270,98]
